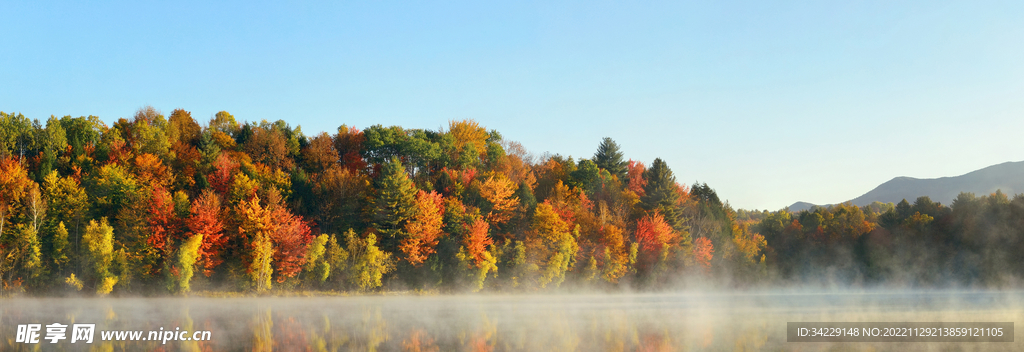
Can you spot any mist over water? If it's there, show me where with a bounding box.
[2,291,1021,351]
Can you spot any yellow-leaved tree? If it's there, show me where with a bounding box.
[479,175,519,226]
[345,230,394,291]
[527,203,579,288]
[236,195,275,293]
[447,119,488,166]
[172,234,203,294]
[83,218,117,295]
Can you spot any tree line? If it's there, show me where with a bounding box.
[0,107,1020,295]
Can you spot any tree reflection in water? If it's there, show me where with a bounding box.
[1,293,1022,351]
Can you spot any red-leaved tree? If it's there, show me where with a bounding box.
[268,202,313,282]
[147,185,178,252]
[208,154,239,195]
[634,211,676,270]
[626,160,646,196]
[334,125,367,173]
[186,190,226,276]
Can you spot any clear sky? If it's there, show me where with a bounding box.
[3,1,1023,210]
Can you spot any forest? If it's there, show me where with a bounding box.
[0,107,1022,296]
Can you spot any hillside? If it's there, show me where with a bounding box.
[789,160,1024,210]
[849,160,1024,206]
[786,201,820,212]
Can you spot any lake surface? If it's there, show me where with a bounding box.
[1,291,1020,351]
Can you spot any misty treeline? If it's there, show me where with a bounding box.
[752,192,1024,287]
[0,108,1017,296]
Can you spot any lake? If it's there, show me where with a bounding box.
[2,291,1020,351]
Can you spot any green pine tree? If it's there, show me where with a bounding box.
[370,158,417,254]
[592,137,627,180]
[640,158,683,230]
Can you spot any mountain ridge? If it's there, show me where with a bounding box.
[788,160,1024,212]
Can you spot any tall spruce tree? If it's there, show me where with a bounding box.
[592,137,627,180]
[370,157,417,254]
[640,158,682,230]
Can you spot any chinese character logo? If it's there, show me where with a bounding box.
[71,324,96,343]
[15,324,41,343]
[44,323,68,343]
[15,323,94,344]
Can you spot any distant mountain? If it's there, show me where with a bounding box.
[848,161,1024,206]
[786,201,820,212]
[787,160,1024,211]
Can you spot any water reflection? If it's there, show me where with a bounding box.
[1,292,1021,351]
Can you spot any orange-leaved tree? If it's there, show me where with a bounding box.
[133,153,171,188]
[462,218,493,268]
[458,217,497,291]
[0,158,37,287]
[401,190,445,266]
[693,237,714,272]
[0,158,30,237]
[186,190,226,276]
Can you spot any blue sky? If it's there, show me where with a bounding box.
[3,1,1023,210]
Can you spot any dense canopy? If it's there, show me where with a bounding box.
[0,108,1021,295]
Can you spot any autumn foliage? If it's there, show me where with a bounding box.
[147,185,177,251]
[479,175,518,225]
[401,190,445,266]
[462,219,493,268]
[186,190,226,276]
[2,109,1018,295]
[692,237,714,271]
[635,212,676,257]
